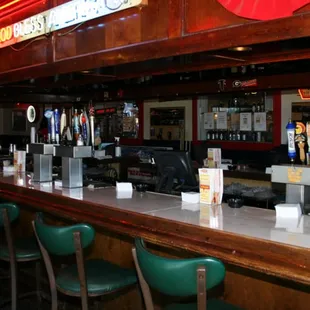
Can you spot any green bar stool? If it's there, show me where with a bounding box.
[32,214,137,310]
[132,238,243,310]
[0,203,42,310]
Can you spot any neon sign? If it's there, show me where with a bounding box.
[217,0,310,21]
[298,89,310,100]
[0,0,147,49]
[0,0,20,11]
[0,0,43,20]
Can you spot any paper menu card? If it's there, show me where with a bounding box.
[199,168,223,205]
[216,112,228,130]
[240,113,252,131]
[207,148,221,168]
[253,112,267,131]
[14,151,26,172]
[204,113,214,130]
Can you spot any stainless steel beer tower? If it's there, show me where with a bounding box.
[271,165,310,212]
[54,146,92,188]
[27,143,54,182]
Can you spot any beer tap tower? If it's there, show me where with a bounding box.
[27,143,54,182]
[54,102,94,188]
[271,120,310,214]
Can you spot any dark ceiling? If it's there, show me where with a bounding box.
[2,36,310,102]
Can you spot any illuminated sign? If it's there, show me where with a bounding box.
[217,0,310,20]
[298,89,310,100]
[27,105,36,122]
[0,0,147,49]
[96,107,116,115]
[0,0,21,11]
[0,0,42,19]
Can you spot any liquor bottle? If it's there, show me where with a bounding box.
[115,137,121,157]
[236,131,241,141]
[215,130,219,140]
[257,132,261,142]
[232,131,236,141]
[242,132,247,141]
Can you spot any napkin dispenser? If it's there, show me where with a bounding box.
[116,182,133,199]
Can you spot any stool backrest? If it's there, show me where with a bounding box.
[33,214,95,310]
[133,238,225,297]
[34,217,95,256]
[0,203,19,227]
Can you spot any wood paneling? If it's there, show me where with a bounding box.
[2,1,310,83]
[224,265,310,310]
[1,181,310,287]
[185,0,249,34]
[168,0,183,38]
[13,207,310,310]
[0,39,48,73]
[55,0,171,62]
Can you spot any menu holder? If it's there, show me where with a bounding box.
[198,168,223,205]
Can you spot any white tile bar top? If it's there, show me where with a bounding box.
[1,173,310,250]
[0,173,186,214]
[148,205,310,249]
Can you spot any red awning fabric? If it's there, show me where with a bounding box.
[217,0,310,20]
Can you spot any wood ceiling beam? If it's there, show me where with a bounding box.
[100,72,310,100]
[2,71,310,103]
[1,12,310,84]
[110,48,310,80]
[0,93,78,103]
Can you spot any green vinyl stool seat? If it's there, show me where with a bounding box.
[132,238,242,310]
[0,237,41,261]
[33,214,137,310]
[56,259,137,295]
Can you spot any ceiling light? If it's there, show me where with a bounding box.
[80,70,91,74]
[229,46,252,52]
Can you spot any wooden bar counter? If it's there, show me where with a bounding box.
[0,173,309,309]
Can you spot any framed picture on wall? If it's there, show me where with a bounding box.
[12,109,27,131]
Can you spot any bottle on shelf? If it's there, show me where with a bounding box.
[257,132,261,142]
[236,131,241,141]
[115,137,121,157]
[206,131,211,140]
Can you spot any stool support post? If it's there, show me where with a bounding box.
[74,231,89,310]
[3,208,17,310]
[197,266,207,310]
[32,221,58,310]
[132,247,154,310]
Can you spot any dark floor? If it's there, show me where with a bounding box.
[0,263,70,310]
[1,298,50,310]
[0,266,49,309]
[0,262,120,310]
